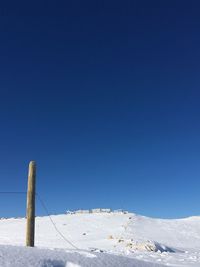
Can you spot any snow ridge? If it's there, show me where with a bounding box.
[1,211,200,266]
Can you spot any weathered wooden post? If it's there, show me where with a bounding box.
[26,161,36,247]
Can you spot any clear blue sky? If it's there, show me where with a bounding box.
[0,1,200,218]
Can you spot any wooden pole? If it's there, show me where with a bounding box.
[26,161,36,247]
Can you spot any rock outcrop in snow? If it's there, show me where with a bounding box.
[66,208,128,214]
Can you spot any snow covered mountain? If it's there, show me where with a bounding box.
[1,211,200,266]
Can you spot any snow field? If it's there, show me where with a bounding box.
[1,212,200,266]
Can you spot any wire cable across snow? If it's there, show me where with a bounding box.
[0,191,79,250]
[36,193,79,250]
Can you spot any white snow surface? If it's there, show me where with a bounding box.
[1,212,200,266]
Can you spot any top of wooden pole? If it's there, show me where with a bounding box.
[29,161,36,166]
[28,161,36,174]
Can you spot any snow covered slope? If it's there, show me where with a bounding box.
[0,245,166,267]
[1,211,200,266]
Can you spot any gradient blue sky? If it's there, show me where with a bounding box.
[0,1,200,218]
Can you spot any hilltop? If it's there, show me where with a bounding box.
[0,211,200,266]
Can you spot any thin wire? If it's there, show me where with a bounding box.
[0,192,26,194]
[36,193,79,250]
[0,191,79,250]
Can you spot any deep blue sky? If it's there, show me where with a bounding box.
[0,1,200,218]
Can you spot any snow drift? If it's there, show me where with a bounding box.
[1,211,200,266]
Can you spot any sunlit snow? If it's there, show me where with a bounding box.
[0,211,200,266]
